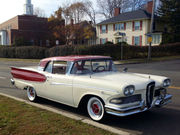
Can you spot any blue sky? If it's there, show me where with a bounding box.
[0,0,76,23]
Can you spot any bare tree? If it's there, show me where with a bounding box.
[96,0,129,19]
[130,0,149,11]
[34,7,46,17]
[69,2,86,23]
[83,0,97,24]
[62,4,71,25]
[96,0,151,19]
[61,2,86,24]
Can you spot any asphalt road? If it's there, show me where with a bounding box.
[0,60,180,135]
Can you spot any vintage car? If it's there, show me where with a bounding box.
[11,55,172,121]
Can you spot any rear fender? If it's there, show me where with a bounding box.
[14,78,34,90]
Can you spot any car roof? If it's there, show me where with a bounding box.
[39,55,112,67]
[41,55,111,62]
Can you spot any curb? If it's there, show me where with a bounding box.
[0,92,131,135]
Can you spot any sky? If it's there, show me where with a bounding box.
[0,0,160,24]
[0,0,77,24]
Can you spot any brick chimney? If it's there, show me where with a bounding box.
[145,1,153,14]
[114,8,120,17]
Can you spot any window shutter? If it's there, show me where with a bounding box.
[113,24,115,31]
[140,35,142,46]
[106,25,108,33]
[100,25,102,34]
[132,36,134,45]
[140,21,143,31]
[124,22,126,30]
[100,38,102,44]
[132,21,135,31]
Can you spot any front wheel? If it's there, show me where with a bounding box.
[27,87,38,102]
[87,97,105,121]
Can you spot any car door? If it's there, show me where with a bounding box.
[42,61,74,106]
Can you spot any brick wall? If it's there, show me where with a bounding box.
[0,15,48,46]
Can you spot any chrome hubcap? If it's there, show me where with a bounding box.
[27,87,36,101]
[91,102,101,115]
[29,89,34,97]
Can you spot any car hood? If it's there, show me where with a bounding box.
[90,72,166,93]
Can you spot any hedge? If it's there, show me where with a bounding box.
[0,43,180,60]
[0,46,46,59]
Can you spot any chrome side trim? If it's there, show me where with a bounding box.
[74,84,118,93]
[50,82,72,86]
[50,82,117,93]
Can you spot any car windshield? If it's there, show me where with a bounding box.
[71,59,117,74]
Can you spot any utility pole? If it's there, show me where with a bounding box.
[148,0,156,60]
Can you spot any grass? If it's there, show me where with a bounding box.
[0,95,114,135]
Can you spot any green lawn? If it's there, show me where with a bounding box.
[0,96,114,135]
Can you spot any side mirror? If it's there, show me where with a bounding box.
[123,68,128,72]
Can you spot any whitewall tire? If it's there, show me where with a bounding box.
[27,87,37,102]
[87,97,105,121]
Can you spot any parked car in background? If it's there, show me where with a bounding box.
[11,56,172,121]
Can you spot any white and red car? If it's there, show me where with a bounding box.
[11,55,172,121]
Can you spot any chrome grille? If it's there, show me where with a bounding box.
[146,82,155,108]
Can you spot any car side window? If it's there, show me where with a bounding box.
[52,61,67,74]
[45,61,53,73]
[71,60,91,74]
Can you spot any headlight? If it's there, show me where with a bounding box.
[124,85,135,96]
[163,79,171,87]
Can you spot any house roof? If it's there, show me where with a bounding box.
[97,9,151,25]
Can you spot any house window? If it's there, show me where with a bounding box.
[102,38,107,44]
[135,21,140,30]
[100,38,107,44]
[152,34,161,44]
[134,36,140,45]
[102,25,106,33]
[116,37,122,43]
[115,23,124,30]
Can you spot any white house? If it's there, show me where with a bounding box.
[96,1,162,46]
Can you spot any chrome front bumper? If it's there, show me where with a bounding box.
[105,94,172,117]
[154,94,172,107]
